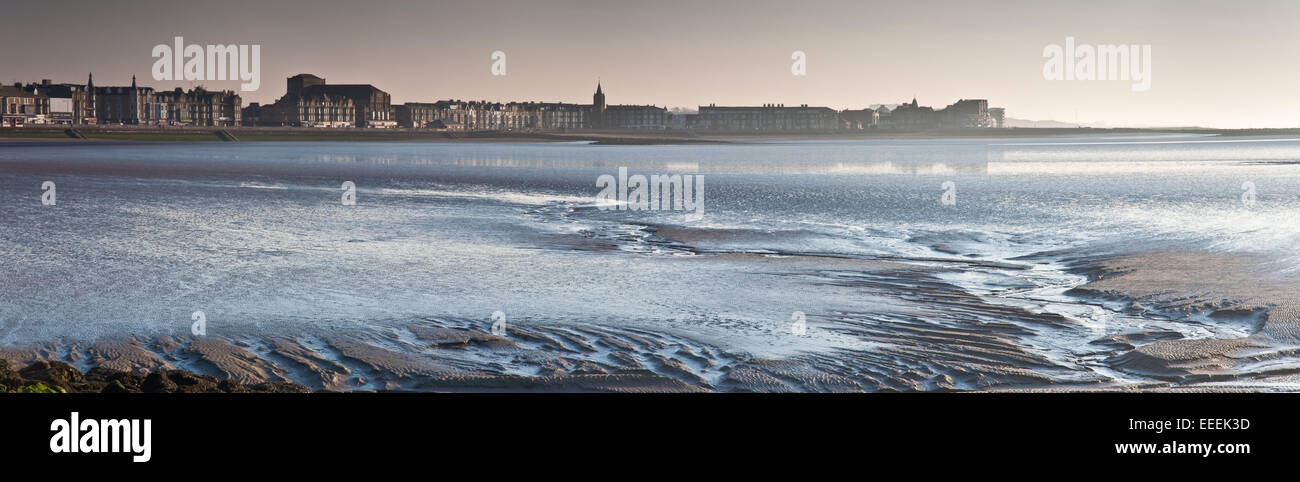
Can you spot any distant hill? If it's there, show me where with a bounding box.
[1003,118,1083,128]
[1003,118,1207,129]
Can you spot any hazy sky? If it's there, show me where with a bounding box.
[3,0,1297,128]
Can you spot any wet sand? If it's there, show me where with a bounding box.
[1067,251,1300,387]
[6,247,1292,392]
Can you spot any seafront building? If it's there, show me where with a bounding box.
[695,103,840,131]
[839,108,879,130]
[247,74,391,128]
[87,75,240,126]
[1,71,1005,132]
[17,79,93,125]
[153,87,242,126]
[875,97,999,130]
[94,76,159,125]
[395,83,667,131]
[244,74,357,128]
[396,100,584,131]
[590,84,668,129]
[0,84,50,127]
[9,73,242,127]
[527,102,587,130]
[937,98,993,128]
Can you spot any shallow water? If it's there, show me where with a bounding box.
[2,134,1298,389]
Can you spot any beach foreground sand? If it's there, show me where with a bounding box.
[1071,251,1300,387]
[3,247,1295,393]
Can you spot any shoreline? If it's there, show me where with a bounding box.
[5,125,1300,144]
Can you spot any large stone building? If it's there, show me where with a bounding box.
[937,98,992,128]
[879,98,936,130]
[601,105,668,130]
[248,74,391,127]
[535,102,589,130]
[590,83,667,129]
[22,79,93,125]
[396,83,665,131]
[876,98,1003,130]
[0,84,50,127]
[246,92,356,128]
[396,100,537,130]
[28,73,98,125]
[839,108,879,129]
[695,103,839,131]
[154,87,242,126]
[89,76,242,126]
[394,102,441,129]
[94,76,161,125]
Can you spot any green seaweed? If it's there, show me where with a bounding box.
[13,382,66,393]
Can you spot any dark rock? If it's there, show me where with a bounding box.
[217,378,247,393]
[18,360,84,389]
[102,380,133,393]
[0,360,24,388]
[168,370,207,386]
[248,381,312,393]
[3,359,316,393]
[85,366,128,382]
[84,366,146,392]
[164,370,220,393]
[142,371,178,393]
[121,375,145,391]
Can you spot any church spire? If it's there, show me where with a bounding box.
[592,80,606,129]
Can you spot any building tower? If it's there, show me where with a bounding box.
[591,82,606,129]
[130,75,139,124]
[86,72,96,124]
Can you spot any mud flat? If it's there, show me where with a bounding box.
[0,286,1093,393]
[1065,250,1300,388]
[0,247,1093,392]
[3,247,1296,393]
[0,325,727,393]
